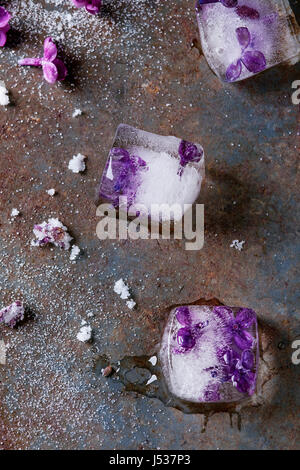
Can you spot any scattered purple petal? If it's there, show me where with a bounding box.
[18,37,67,84]
[0,6,11,47]
[0,301,24,328]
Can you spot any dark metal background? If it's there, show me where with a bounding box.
[0,0,299,450]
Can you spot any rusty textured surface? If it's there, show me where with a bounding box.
[0,0,299,450]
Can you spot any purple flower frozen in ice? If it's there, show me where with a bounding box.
[213,306,256,350]
[32,218,72,250]
[0,6,11,47]
[235,5,260,20]
[178,140,203,177]
[226,27,266,82]
[230,308,256,350]
[223,348,256,395]
[109,147,147,205]
[0,301,24,328]
[175,307,208,352]
[18,37,68,84]
[71,0,102,15]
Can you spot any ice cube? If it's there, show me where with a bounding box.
[160,305,259,403]
[97,124,205,222]
[196,0,300,82]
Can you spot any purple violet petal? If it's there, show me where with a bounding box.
[0,7,11,28]
[233,329,254,350]
[241,50,266,73]
[236,27,250,50]
[220,0,238,7]
[235,5,260,20]
[241,349,254,370]
[0,29,7,47]
[176,306,191,326]
[71,0,87,7]
[177,327,196,350]
[226,59,242,82]
[42,61,59,84]
[53,58,68,81]
[235,308,256,329]
[43,37,58,62]
[18,57,42,67]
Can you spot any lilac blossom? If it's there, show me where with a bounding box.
[226,27,266,82]
[18,37,67,84]
[0,6,11,47]
[0,301,24,328]
[214,306,256,350]
[71,0,102,15]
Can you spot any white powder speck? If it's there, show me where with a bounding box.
[76,325,92,343]
[72,108,82,118]
[68,153,86,173]
[148,356,157,366]
[0,81,9,106]
[146,374,157,385]
[11,208,20,217]
[47,188,56,196]
[230,240,245,251]
[70,245,80,261]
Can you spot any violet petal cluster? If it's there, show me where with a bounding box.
[0,6,11,47]
[0,301,24,328]
[18,37,67,84]
[226,27,266,82]
[71,0,102,15]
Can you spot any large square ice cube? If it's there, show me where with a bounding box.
[196,0,300,82]
[97,124,205,222]
[160,305,259,403]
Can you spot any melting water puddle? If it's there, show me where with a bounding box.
[94,353,248,432]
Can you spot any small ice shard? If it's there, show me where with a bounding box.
[76,324,92,343]
[0,340,7,364]
[230,240,245,251]
[126,299,136,310]
[0,81,9,106]
[46,188,56,196]
[148,355,157,366]
[11,208,20,217]
[146,374,158,385]
[70,245,80,261]
[68,153,86,173]
[31,218,72,250]
[72,108,82,118]
[0,301,24,328]
[160,305,259,403]
[97,124,205,222]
